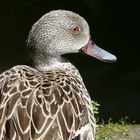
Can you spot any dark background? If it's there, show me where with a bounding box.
[0,0,139,123]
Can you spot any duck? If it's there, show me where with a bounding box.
[0,10,116,140]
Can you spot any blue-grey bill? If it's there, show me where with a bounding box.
[81,41,117,62]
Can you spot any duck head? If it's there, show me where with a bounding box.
[27,10,117,69]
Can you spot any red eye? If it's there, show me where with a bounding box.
[71,26,79,33]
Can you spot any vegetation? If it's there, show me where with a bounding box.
[92,100,139,140]
[92,100,100,115]
[95,124,140,140]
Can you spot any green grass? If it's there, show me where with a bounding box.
[91,100,140,140]
[95,124,140,140]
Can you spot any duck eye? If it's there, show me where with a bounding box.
[71,26,79,33]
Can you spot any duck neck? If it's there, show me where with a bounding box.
[33,55,70,71]
[29,54,83,81]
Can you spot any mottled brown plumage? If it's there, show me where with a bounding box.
[0,64,95,140]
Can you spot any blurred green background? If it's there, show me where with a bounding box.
[0,0,139,123]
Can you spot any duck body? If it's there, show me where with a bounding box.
[0,64,95,140]
[0,10,116,140]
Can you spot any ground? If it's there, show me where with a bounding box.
[95,124,140,140]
